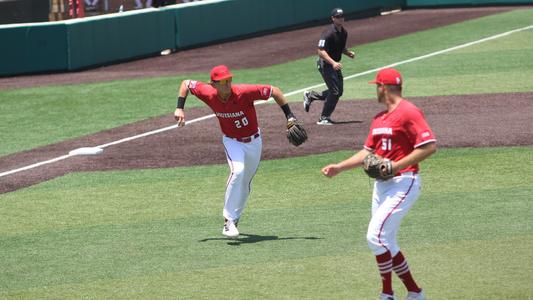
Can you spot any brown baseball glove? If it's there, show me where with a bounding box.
[286,118,308,146]
[363,153,394,180]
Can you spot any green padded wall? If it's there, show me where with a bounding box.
[171,0,404,48]
[67,9,175,70]
[0,22,67,76]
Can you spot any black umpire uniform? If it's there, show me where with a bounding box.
[304,8,354,125]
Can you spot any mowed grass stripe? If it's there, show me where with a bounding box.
[1,238,530,299]
[2,147,531,235]
[1,186,530,287]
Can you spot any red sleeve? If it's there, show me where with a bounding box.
[239,84,272,103]
[406,107,436,148]
[187,80,210,101]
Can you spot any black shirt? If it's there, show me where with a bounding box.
[317,24,348,63]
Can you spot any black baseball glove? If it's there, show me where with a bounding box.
[363,153,394,180]
[286,117,308,146]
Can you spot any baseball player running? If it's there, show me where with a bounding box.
[174,65,306,239]
[321,68,436,300]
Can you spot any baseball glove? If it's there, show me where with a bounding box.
[363,153,394,180]
[286,118,308,146]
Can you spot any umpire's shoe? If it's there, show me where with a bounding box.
[222,219,239,239]
[316,116,335,125]
[303,91,312,112]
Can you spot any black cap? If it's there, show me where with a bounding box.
[331,8,344,18]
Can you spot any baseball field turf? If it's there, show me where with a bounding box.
[1,8,532,299]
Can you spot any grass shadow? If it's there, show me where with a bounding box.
[199,233,322,246]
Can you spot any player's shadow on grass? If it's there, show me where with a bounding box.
[199,233,322,246]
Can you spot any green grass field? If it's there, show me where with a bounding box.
[1,148,532,299]
[1,8,533,300]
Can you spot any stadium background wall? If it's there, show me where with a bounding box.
[0,0,50,25]
[0,0,531,77]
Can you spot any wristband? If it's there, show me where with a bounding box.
[280,103,294,119]
[176,96,186,109]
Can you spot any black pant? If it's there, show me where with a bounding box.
[308,59,343,118]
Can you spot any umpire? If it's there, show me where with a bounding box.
[304,8,355,125]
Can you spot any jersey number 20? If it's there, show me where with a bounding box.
[235,117,249,128]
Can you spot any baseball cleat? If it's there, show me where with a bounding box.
[316,117,335,125]
[378,294,397,300]
[222,219,239,239]
[303,91,312,112]
[405,290,425,300]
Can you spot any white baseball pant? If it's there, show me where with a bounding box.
[366,172,421,256]
[222,134,262,222]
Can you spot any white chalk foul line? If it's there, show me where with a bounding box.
[97,114,215,149]
[0,155,72,177]
[1,24,531,178]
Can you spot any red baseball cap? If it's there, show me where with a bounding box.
[369,68,402,85]
[210,65,233,81]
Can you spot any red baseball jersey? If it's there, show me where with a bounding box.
[364,100,436,173]
[188,81,272,138]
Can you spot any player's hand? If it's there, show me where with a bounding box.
[174,108,186,127]
[333,62,343,70]
[346,51,355,59]
[321,164,341,178]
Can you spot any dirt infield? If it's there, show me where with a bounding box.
[1,6,530,194]
[2,92,532,194]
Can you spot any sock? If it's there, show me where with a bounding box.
[376,251,393,295]
[392,251,421,293]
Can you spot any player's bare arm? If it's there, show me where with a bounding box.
[391,142,437,173]
[271,86,288,106]
[271,86,295,120]
[322,148,371,177]
[174,80,190,126]
[318,49,342,70]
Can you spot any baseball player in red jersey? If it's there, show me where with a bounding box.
[321,68,436,300]
[174,65,304,239]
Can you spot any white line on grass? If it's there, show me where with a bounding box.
[1,24,531,178]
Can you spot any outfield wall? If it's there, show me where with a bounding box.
[0,8,175,76]
[170,0,403,48]
[0,22,68,76]
[66,9,175,70]
[1,0,531,77]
